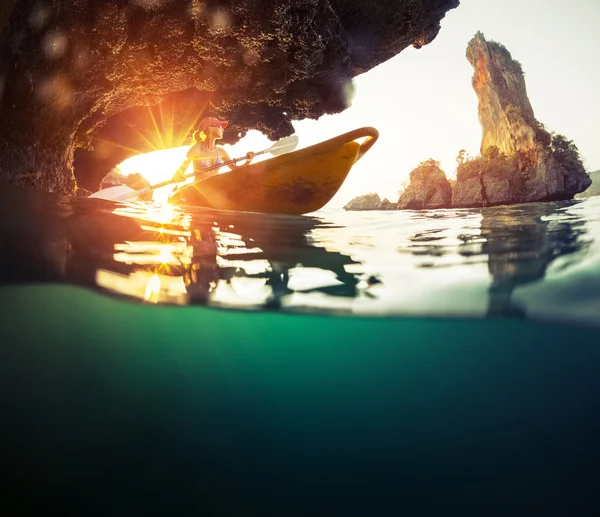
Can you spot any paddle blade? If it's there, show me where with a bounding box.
[88,185,138,201]
[267,135,299,156]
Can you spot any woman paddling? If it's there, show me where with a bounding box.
[174,117,255,182]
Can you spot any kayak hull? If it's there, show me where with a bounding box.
[169,127,379,215]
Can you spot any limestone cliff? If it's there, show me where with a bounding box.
[467,32,535,157]
[0,0,459,194]
[453,32,590,206]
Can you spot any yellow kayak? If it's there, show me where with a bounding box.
[169,127,379,215]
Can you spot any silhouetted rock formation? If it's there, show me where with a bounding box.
[397,159,452,209]
[0,0,459,194]
[453,32,590,206]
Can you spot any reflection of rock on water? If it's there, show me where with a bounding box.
[480,202,589,317]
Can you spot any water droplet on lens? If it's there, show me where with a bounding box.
[29,2,52,31]
[42,31,69,60]
[212,9,231,29]
[35,75,73,110]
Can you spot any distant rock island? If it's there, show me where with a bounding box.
[345,31,592,210]
[343,193,397,210]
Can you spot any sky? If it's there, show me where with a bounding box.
[123,0,600,208]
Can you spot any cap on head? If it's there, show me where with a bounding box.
[198,117,228,133]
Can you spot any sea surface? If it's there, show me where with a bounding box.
[1,183,600,516]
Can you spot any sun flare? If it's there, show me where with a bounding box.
[114,130,273,204]
[116,145,192,203]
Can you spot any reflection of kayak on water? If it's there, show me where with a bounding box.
[92,127,379,215]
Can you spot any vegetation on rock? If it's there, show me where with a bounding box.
[550,133,584,171]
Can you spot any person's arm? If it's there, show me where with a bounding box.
[218,147,255,169]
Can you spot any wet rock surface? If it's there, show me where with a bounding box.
[0,0,459,194]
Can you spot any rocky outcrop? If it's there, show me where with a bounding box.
[397,159,452,209]
[344,193,381,210]
[452,147,520,207]
[343,194,398,210]
[0,0,459,194]
[378,198,397,210]
[453,32,591,206]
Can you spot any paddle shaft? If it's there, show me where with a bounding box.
[123,153,254,199]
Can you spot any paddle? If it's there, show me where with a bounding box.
[92,135,299,202]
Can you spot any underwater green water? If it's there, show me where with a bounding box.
[1,184,600,515]
[2,284,600,515]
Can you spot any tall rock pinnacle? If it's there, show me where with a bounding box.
[452,32,591,206]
